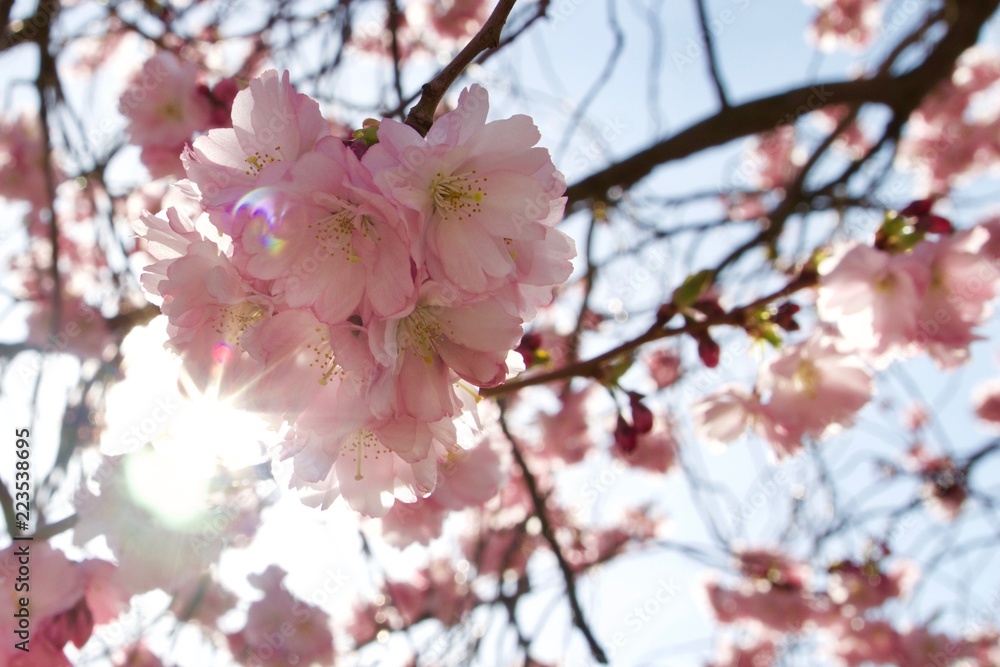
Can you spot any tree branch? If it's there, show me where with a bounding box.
[403,0,517,136]
[563,0,999,207]
[483,268,818,397]
[694,0,728,108]
[498,404,609,664]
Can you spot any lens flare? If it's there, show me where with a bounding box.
[236,186,288,255]
[212,341,232,365]
[124,445,212,529]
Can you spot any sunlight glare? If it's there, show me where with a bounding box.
[114,317,277,527]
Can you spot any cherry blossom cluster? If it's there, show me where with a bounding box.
[817,205,1000,369]
[693,334,874,459]
[120,51,238,179]
[695,202,1000,460]
[0,543,126,667]
[806,0,884,52]
[0,113,52,210]
[704,546,998,666]
[353,0,494,59]
[135,70,575,516]
[897,47,1000,193]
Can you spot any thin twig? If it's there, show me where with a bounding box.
[694,0,729,108]
[386,0,405,113]
[497,403,609,664]
[562,0,999,207]
[403,0,517,136]
[483,268,818,397]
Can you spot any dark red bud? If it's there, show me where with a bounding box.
[773,302,801,331]
[693,296,725,319]
[345,137,369,159]
[516,332,544,366]
[899,198,935,218]
[614,414,638,454]
[697,334,720,368]
[915,214,953,235]
[628,392,654,434]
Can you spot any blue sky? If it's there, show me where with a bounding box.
[2,1,1000,665]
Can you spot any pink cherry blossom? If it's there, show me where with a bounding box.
[137,72,574,522]
[814,105,870,158]
[132,207,208,298]
[347,7,419,61]
[977,215,1000,262]
[691,383,762,448]
[757,335,873,454]
[24,292,114,360]
[464,522,537,578]
[902,403,929,431]
[156,238,273,388]
[830,621,998,667]
[613,416,678,473]
[365,283,523,421]
[565,525,632,572]
[909,225,999,368]
[0,113,54,209]
[536,386,595,465]
[806,0,883,52]
[237,308,356,418]
[645,347,683,389]
[384,559,474,626]
[364,84,570,301]
[182,69,329,218]
[736,548,811,589]
[817,242,931,363]
[278,390,460,516]
[827,558,916,613]
[973,378,1000,426]
[119,51,215,178]
[378,495,451,546]
[707,637,777,667]
[828,619,901,666]
[495,214,576,319]
[238,137,416,323]
[419,0,491,42]
[741,125,799,192]
[893,625,988,667]
[705,578,834,632]
[722,190,769,221]
[897,48,1000,193]
[906,446,968,520]
[0,544,125,667]
[226,566,335,667]
[345,600,381,648]
[819,224,1000,369]
[430,436,505,509]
